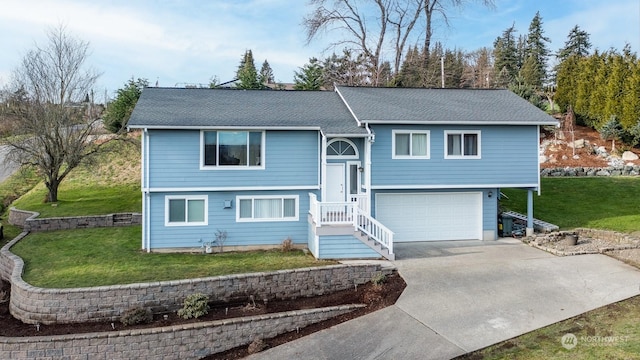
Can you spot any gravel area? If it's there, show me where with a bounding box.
[523,230,640,263]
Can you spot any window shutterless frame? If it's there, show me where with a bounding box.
[236,195,299,222]
[444,130,481,159]
[392,130,430,159]
[165,195,208,226]
[200,130,265,170]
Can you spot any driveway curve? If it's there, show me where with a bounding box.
[249,239,640,359]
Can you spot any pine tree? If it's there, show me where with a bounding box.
[557,25,592,61]
[236,50,263,89]
[260,60,275,84]
[599,115,623,153]
[493,24,519,87]
[294,58,324,90]
[523,12,551,89]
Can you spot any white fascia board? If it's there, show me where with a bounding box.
[148,185,320,193]
[128,125,322,131]
[370,184,539,190]
[324,133,370,138]
[363,120,558,126]
[334,86,363,127]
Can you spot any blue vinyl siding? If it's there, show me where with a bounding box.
[148,190,311,249]
[370,125,538,186]
[317,235,380,259]
[148,130,319,188]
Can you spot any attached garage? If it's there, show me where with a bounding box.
[375,192,483,242]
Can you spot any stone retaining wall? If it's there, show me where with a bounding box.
[541,165,640,177]
[1,233,388,325]
[8,208,141,232]
[0,305,363,360]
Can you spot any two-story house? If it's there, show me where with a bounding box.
[128,86,557,260]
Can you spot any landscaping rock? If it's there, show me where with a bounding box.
[622,151,639,161]
[568,139,585,149]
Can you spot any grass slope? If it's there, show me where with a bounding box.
[501,177,640,232]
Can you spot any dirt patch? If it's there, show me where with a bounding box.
[541,125,640,168]
[0,273,405,356]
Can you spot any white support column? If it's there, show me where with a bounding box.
[527,189,534,236]
[320,133,327,201]
[364,126,374,214]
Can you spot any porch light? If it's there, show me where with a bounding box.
[488,191,493,198]
[358,166,364,172]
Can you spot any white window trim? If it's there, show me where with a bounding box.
[164,195,208,226]
[444,130,481,159]
[326,138,359,159]
[200,130,266,170]
[392,130,430,159]
[236,195,299,222]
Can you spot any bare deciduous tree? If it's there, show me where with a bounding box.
[3,25,106,203]
[304,0,494,85]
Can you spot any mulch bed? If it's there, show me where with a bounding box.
[0,273,405,359]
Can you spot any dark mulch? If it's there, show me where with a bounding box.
[0,273,405,359]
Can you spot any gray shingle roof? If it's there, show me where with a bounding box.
[128,87,367,135]
[335,86,558,125]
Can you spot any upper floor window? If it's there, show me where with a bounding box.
[445,131,481,159]
[202,130,264,169]
[392,130,430,159]
[327,138,358,159]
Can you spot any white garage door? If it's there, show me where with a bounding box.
[376,192,482,242]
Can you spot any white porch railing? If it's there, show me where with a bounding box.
[309,193,394,256]
[349,194,368,213]
[355,208,394,256]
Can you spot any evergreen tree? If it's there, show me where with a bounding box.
[236,50,263,89]
[103,78,148,133]
[599,115,623,153]
[557,25,592,61]
[509,74,543,109]
[493,24,519,87]
[523,11,551,88]
[294,58,324,90]
[260,60,275,84]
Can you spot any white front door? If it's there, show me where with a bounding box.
[326,163,345,202]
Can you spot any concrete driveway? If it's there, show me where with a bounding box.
[249,239,640,359]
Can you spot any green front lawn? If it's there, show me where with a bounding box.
[10,226,332,288]
[11,181,140,218]
[501,177,640,232]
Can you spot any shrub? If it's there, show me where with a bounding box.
[281,237,293,252]
[177,293,210,319]
[247,338,267,354]
[120,307,153,326]
[371,273,386,286]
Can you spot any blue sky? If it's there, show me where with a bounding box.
[1,0,638,100]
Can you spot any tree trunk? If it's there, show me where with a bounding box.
[46,179,60,203]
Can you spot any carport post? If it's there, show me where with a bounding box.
[526,190,534,236]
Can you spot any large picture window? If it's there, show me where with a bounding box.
[165,195,208,226]
[202,130,264,168]
[445,131,481,159]
[236,195,299,222]
[392,130,430,159]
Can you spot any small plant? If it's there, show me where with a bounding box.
[371,273,387,287]
[247,338,267,354]
[120,307,153,326]
[281,237,293,252]
[177,293,210,319]
[215,229,228,252]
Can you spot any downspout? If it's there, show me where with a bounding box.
[144,128,151,252]
[320,131,327,201]
[364,123,374,214]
